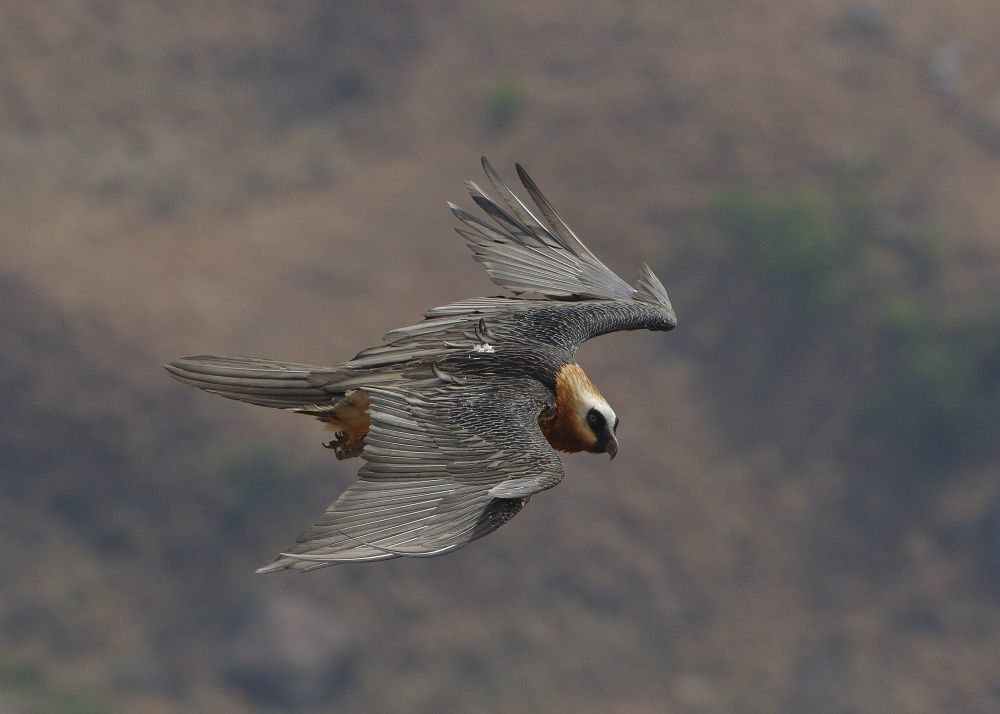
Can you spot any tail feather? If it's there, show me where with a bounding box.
[164,355,336,409]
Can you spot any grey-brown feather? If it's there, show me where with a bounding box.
[257,374,563,571]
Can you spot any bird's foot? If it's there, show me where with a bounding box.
[323,431,363,460]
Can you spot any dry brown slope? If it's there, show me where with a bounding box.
[1,2,998,713]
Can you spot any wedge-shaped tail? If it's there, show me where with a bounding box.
[164,356,334,409]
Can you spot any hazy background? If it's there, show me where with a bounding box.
[2,2,999,712]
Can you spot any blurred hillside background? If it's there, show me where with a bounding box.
[1,2,999,712]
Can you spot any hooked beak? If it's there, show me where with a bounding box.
[606,435,619,460]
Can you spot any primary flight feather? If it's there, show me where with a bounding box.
[165,158,676,572]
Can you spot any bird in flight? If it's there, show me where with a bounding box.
[166,159,676,572]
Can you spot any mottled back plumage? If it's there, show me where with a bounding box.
[165,158,676,571]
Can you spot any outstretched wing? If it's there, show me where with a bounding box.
[451,158,675,313]
[257,376,563,572]
[351,160,677,369]
[165,160,677,421]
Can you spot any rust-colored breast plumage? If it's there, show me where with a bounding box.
[538,364,603,453]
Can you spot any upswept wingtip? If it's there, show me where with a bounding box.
[635,262,677,327]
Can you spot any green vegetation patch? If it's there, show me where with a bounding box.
[0,660,109,714]
[709,167,879,323]
[706,167,998,478]
[485,79,526,135]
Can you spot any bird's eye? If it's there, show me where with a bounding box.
[587,409,604,427]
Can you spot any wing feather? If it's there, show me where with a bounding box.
[514,162,601,263]
[453,159,640,302]
[479,161,569,250]
[257,378,563,572]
